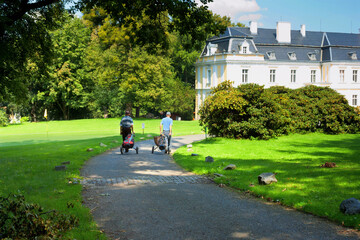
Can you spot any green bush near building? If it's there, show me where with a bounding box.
[200,81,360,140]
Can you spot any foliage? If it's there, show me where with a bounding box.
[20,116,30,123]
[0,0,65,103]
[78,0,217,51]
[200,82,360,139]
[0,193,78,239]
[0,109,9,127]
[34,15,92,120]
[173,133,360,229]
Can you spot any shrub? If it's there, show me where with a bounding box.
[0,109,9,127]
[199,82,360,139]
[0,193,78,239]
[20,116,30,123]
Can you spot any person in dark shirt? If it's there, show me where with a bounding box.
[120,111,134,147]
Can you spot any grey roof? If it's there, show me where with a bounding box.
[210,27,360,47]
[326,32,360,47]
[257,46,320,62]
[204,26,360,62]
[330,47,360,61]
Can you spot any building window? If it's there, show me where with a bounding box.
[349,52,358,60]
[270,69,276,83]
[308,52,317,61]
[352,95,358,106]
[242,69,248,83]
[207,69,211,86]
[311,70,316,83]
[266,51,276,60]
[291,70,296,83]
[353,70,358,83]
[243,46,247,54]
[288,52,297,60]
[340,70,345,82]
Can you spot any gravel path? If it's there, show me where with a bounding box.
[81,135,359,240]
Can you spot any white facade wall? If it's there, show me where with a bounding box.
[195,54,360,118]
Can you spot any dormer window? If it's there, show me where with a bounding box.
[239,41,251,54]
[207,43,218,56]
[288,52,297,60]
[308,52,317,61]
[349,52,357,60]
[266,51,276,60]
[243,46,247,54]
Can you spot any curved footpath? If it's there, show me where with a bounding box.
[81,135,359,240]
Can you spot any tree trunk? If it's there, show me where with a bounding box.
[136,107,140,118]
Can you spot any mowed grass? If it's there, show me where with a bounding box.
[0,118,202,147]
[173,133,360,229]
[0,118,202,239]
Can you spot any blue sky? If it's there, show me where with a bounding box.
[202,0,360,33]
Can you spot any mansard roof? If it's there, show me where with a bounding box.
[203,26,360,62]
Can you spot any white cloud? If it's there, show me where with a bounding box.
[238,13,262,22]
[196,0,260,18]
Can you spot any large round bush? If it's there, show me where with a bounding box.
[199,82,360,139]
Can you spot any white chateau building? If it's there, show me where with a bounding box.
[195,21,360,119]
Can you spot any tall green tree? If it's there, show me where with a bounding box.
[34,14,92,120]
[0,0,66,102]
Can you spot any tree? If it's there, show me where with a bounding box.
[34,14,92,120]
[0,0,66,102]
[78,0,215,51]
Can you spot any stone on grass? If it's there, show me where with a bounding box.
[187,148,193,152]
[205,156,214,163]
[113,140,119,143]
[340,198,360,215]
[55,165,66,171]
[147,134,152,137]
[223,164,236,170]
[214,173,224,177]
[87,148,94,152]
[100,143,107,147]
[61,161,70,165]
[191,153,199,156]
[187,144,193,148]
[258,172,277,185]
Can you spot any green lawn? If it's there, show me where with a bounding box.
[0,118,202,239]
[173,133,360,229]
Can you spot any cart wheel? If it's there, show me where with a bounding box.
[120,147,123,155]
[167,148,171,155]
[152,146,154,154]
[136,147,139,154]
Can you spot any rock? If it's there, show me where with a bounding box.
[147,134,152,137]
[100,143,107,147]
[205,156,214,163]
[187,148,193,152]
[320,162,337,168]
[258,172,277,185]
[112,140,119,143]
[214,173,224,177]
[140,137,145,140]
[223,164,236,170]
[61,161,70,165]
[340,198,360,215]
[187,144,193,148]
[191,153,199,156]
[87,148,94,152]
[55,165,66,171]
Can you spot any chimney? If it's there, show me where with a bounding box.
[250,21,258,35]
[276,22,291,43]
[301,24,306,37]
